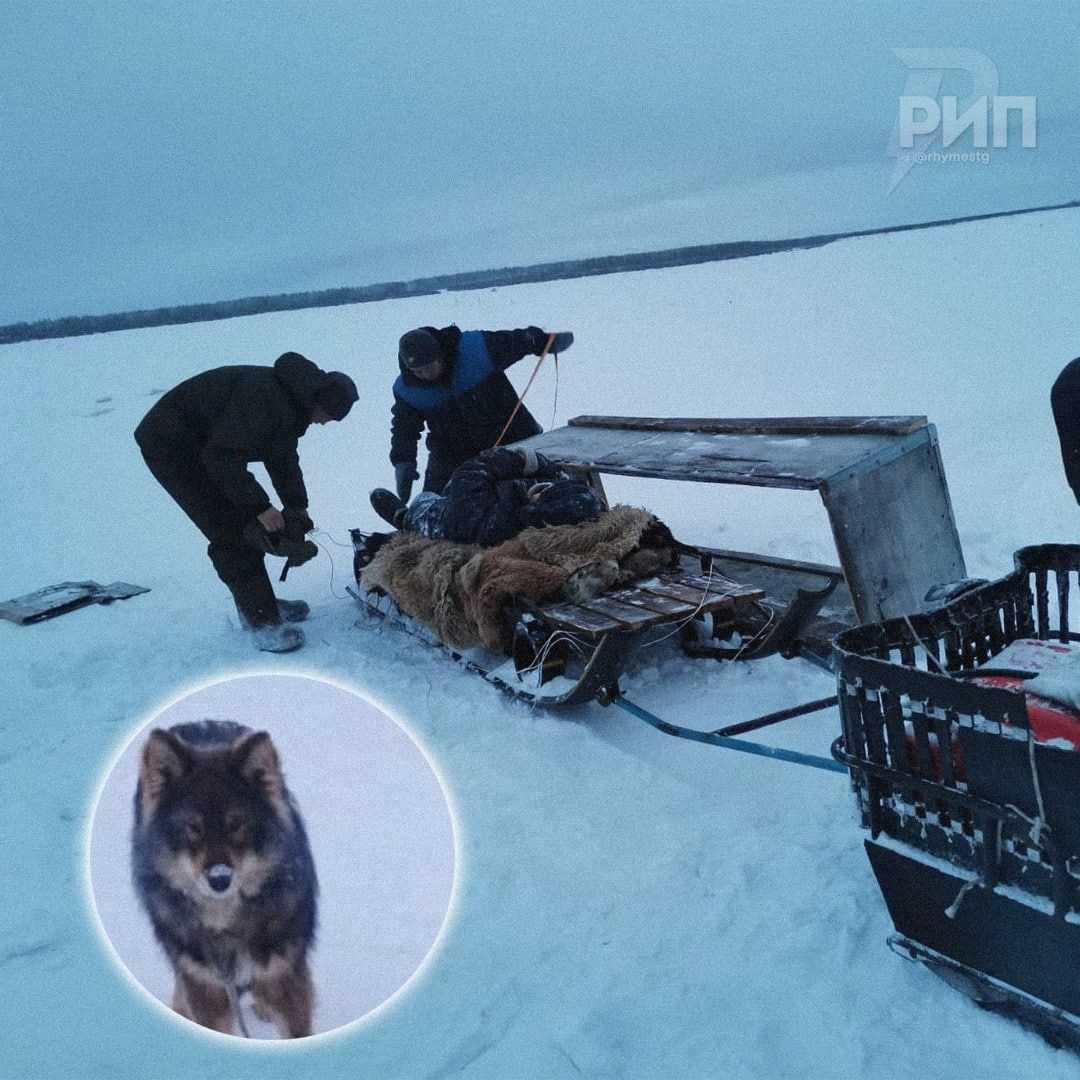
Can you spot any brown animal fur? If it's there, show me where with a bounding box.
[360,505,677,650]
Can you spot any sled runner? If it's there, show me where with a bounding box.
[833,545,1080,1051]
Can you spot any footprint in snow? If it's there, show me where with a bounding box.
[84,407,115,417]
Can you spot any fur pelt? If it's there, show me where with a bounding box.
[359,505,677,651]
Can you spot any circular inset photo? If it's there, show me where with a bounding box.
[87,674,456,1039]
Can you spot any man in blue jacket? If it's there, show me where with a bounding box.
[389,324,573,500]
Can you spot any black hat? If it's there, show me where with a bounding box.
[533,479,602,527]
[317,371,359,421]
[398,327,445,370]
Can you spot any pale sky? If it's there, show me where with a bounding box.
[2,1,1077,323]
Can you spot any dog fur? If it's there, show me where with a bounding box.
[131,719,318,1038]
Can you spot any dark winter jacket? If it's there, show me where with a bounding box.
[1052,357,1080,503]
[390,326,548,475]
[134,353,330,517]
[439,448,559,546]
[437,447,606,547]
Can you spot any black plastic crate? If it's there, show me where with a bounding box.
[832,545,1080,1047]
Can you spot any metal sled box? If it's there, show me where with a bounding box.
[832,545,1080,1046]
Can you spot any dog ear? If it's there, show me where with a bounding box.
[138,729,192,819]
[233,731,288,816]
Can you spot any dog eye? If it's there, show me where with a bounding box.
[183,818,203,842]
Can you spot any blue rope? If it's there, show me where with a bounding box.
[614,697,848,774]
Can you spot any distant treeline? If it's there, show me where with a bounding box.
[3,199,1075,346]
[0,243,818,346]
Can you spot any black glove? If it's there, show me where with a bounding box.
[243,518,318,569]
[243,519,281,555]
[394,462,418,502]
[283,508,314,539]
[548,331,573,354]
[278,538,318,577]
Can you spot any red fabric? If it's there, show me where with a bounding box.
[968,674,1080,750]
[901,675,1080,782]
[899,642,1080,782]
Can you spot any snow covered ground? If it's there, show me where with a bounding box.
[3,205,1080,1077]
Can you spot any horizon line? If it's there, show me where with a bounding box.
[3,198,1077,346]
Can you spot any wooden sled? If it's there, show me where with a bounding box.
[350,531,807,707]
[352,412,965,705]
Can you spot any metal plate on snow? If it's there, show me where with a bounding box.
[0,580,149,625]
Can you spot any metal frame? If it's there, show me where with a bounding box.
[514,415,966,623]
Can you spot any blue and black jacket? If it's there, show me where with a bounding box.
[390,325,548,492]
[439,447,563,547]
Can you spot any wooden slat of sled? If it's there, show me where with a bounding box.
[678,571,754,592]
[602,589,691,616]
[536,572,765,636]
[577,596,670,629]
[537,593,687,634]
[533,603,623,634]
[643,576,765,606]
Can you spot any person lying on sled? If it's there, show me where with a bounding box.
[370,446,601,547]
[389,325,574,501]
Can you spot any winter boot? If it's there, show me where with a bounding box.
[370,488,407,529]
[250,623,305,653]
[277,598,310,622]
[228,574,305,653]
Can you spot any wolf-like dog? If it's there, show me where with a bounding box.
[131,719,318,1037]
